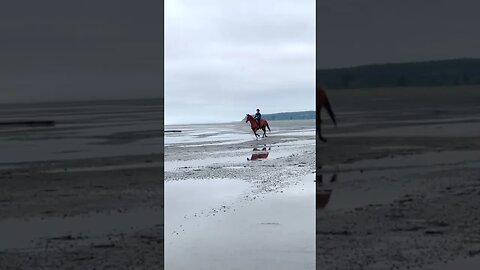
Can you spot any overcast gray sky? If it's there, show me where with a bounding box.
[165,0,315,125]
[317,0,480,69]
[0,1,162,103]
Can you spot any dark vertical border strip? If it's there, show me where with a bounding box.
[315,1,319,268]
[160,0,165,268]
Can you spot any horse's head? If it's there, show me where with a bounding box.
[245,114,251,122]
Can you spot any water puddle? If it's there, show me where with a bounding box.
[338,150,480,172]
[323,182,404,210]
[0,138,162,164]
[222,166,247,169]
[0,208,163,251]
[164,156,248,172]
[317,150,480,211]
[165,174,315,270]
[274,139,315,147]
[165,143,311,172]
[44,161,163,173]
[317,167,407,211]
[395,115,480,125]
[333,122,480,137]
[165,178,252,229]
[415,255,480,270]
[370,145,426,150]
[277,130,315,137]
[164,128,253,146]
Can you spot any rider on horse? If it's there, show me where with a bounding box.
[254,109,261,127]
[245,112,270,138]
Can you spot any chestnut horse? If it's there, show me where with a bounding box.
[245,114,271,138]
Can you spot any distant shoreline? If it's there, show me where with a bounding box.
[318,58,480,89]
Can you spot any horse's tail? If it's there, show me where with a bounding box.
[266,122,271,132]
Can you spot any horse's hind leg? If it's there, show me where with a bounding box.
[262,127,267,138]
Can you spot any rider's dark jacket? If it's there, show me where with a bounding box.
[254,112,261,120]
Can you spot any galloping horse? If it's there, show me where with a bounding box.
[245,114,271,138]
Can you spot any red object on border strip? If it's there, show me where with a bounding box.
[316,189,332,209]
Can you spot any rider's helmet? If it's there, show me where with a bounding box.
[256,109,260,112]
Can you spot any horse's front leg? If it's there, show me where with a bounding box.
[252,128,259,139]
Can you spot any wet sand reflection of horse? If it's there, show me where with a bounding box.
[245,114,271,139]
[247,147,270,161]
[316,173,337,209]
[316,189,332,209]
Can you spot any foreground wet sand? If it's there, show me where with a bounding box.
[165,120,316,270]
[0,155,165,269]
[317,86,480,270]
[2,87,480,269]
[0,100,164,269]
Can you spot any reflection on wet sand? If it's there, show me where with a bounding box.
[316,189,332,209]
[247,145,271,161]
[315,87,480,269]
[165,137,316,269]
[316,172,336,209]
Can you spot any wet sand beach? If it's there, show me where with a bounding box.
[165,120,316,270]
[2,86,480,269]
[317,86,480,270]
[0,100,164,269]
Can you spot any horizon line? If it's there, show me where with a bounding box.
[317,57,480,70]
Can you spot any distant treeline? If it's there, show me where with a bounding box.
[317,58,480,89]
[263,111,315,120]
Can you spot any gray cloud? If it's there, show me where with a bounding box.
[0,0,162,103]
[165,0,315,124]
[317,0,480,69]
